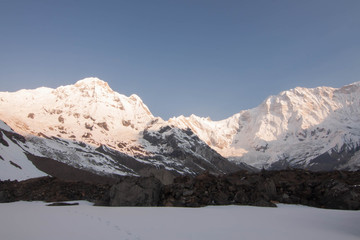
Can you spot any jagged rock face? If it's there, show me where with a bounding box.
[142,124,251,175]
[169,82,360,170]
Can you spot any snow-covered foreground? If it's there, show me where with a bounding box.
[0,201,359,240]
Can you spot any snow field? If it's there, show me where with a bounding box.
[0,202,359,240]
[0,133,48,181]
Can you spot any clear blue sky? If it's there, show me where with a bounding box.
[1,0,360,120]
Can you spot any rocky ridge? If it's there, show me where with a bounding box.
[0,116,246,183]
[1,170,359,210]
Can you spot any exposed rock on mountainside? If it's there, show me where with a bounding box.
[0,117,245,183]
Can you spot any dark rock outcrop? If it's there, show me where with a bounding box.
[0,177,110,203]
[142,126,251,175]
[108,177,162,206]
[160,171,278,208]
[1,170,359,210]
[46,202,79,206]
[27,154,119,184]
[160,170,360,209]
[138,168,177,185]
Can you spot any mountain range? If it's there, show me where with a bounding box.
[1,77,359,182]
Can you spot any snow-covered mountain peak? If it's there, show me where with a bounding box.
[343,81,360,87]
[74,77,111,89]
[169,82,360,170]
[0,78,156,156]
[129,94,148,107]
[67,78,152,117]
[336,81,360,94]
[56,77,114,99]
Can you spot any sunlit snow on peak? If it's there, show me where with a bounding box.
[74,77,112,92]
[75,77,106,85]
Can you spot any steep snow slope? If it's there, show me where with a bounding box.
[0,121,48,180]
[0,119,138,181]
[170,82,360,170]
[1,118,242,182]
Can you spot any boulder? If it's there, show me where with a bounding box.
[0,191,11,203]
[109,177,162,206]
[138,168,177,185]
